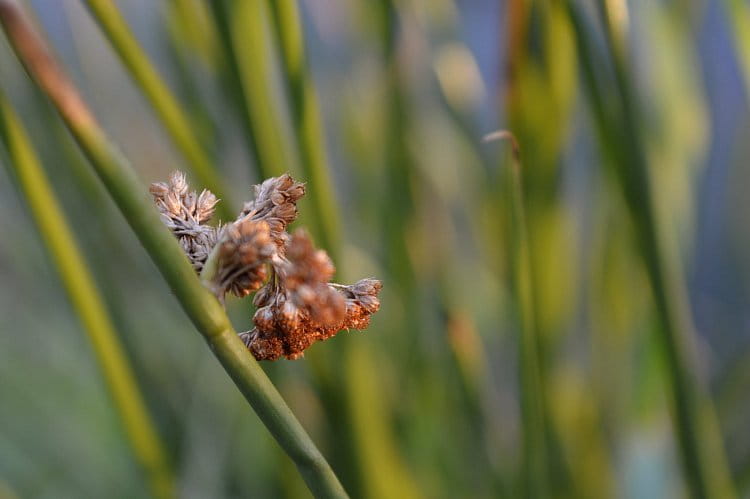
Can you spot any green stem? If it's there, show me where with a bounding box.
[209,0,292,179]
[0,92,173,499]
[81,0,234,220]
[566,3,734,497]
[266,0,341,256]
[498,134,548,498]
[0,3,346,497]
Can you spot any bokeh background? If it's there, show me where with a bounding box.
[1,0,750,497]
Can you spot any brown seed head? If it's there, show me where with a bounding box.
[237,174,306,247]
[214,219,275,297]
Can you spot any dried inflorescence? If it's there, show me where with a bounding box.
[212,220,275,297]
[150,171,381,361]
[237,174,305,249]
[150,171,221,272]
[240,259,382,361]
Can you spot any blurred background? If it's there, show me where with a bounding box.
[1,0,749,497]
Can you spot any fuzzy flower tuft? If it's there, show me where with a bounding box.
[151,171,382,361]
[149,171,220,271]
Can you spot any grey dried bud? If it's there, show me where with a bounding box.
[252,284,274,308]
[279,299,302,332]
[150,171,220,271]
[170,170,188,196]
[240,328,284,361]
[336,278,382,330]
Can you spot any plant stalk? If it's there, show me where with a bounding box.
[499,133,549,498]
[566,3,734,497]
[266,0,341,257]
[0,92,173,499]
[208,0,292,179]
[0,2,346,497]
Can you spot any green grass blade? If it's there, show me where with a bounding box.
[266,0,341,255]
[81,0,234,220]
[496,135,549,498]
[209,0,292,179]
[566,3,735,497]
[0,92,173,499]
[0,3,346,497]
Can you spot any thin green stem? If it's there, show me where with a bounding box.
[81,0,234,220]
[209,0,292,179]
[268,5,425,497]
[566,2,734,497]
[495,133,548,498]
[0,92,173,499]
[266,0,341,256]
[0,3,346,497]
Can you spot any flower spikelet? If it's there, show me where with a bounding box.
[149,171,219,271]
[237,174,305,248]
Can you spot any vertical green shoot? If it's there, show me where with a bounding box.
[0,92,174,499]
[266,0,341,256]
[566,2,735,497]
[491,132,549,498]
[208,0,292,179]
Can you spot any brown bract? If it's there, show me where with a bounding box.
[151,171,382,361]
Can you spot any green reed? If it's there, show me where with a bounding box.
[0,91,173,499]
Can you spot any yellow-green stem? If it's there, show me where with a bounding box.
[267,0,341,257]
[0,92,173,499]
[722,0,750,99]
[209,0,293,179]
[502,135,549,498]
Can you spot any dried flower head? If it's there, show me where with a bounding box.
[149,171,220,271]
[213,220,275,297]
[237,174,305,248]
[151,171,382,361]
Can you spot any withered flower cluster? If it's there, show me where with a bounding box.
[150,171,381,361]
[149,172,220,272]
